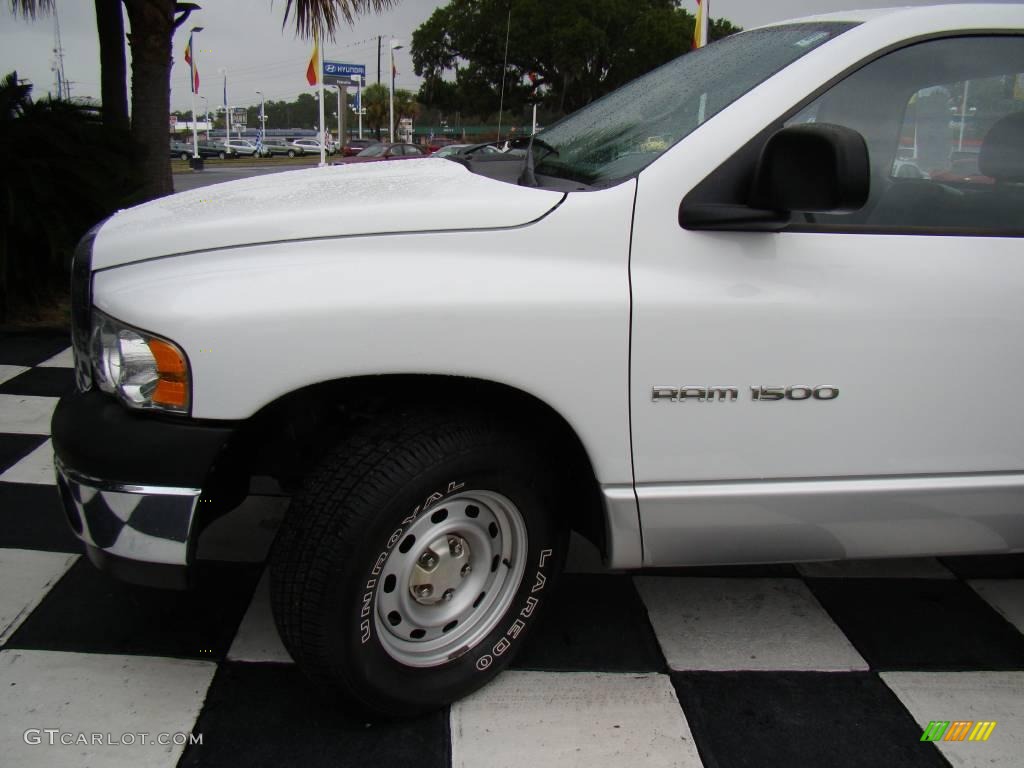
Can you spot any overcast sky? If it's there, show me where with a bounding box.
[0,0,1016,112]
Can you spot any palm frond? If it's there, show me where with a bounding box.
[8,0,55,19]
[282,0,397,40]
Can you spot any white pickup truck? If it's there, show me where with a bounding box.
[53,5,1024,716]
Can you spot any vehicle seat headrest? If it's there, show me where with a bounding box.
[979,111,1024,182]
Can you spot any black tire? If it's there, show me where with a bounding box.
[179,152,189,161]
[218,151,226,160]
[270,412,566,718]
[287,149,296,158]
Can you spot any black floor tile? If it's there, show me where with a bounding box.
[512,573,665,672]
[0,433,48,474]
[807,578,1024,670]
[673,671,951,768]
[177,662,451,768]
[0,482,82,552]
[0,367,74,397]
[6,558,261,659]
[0,330,69,366]
[941,554,1024,579]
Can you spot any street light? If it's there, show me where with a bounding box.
[188,26,204,164]
[256,89,266,151]
[389,39,403,143]
[200,96,209,138]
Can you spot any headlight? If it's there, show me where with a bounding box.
[90,310,191,414]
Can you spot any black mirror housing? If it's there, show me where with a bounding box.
[751,123,869,213]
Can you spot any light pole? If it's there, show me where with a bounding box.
[200,96,209,139]
[256,89,266,152]
[389,39,403,143]
[188,26,203,164]
[219,67,230,148]
[356,74,363,139]
[334,84,344,153]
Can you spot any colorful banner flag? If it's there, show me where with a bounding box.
[693,0,709,49]
[306,30,320,86]
[185,35,199,93]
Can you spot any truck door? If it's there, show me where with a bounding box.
[629,34,1024,566]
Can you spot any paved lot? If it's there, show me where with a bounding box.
[173,164,308,192]
[1,328,1023,767]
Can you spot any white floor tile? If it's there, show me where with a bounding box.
[797,557,954,579]
[0,649,215,768]
[970,580,1024,634]
[0,395,59,435]
[37,347,74,368]
[634,577,867,671]
[0,364,29,385]
[0,549,78,645]
[882,671,1024,768]
[227,571,293,663]
[451,671,702,768]
[0,439,55,485]
[196,495,288,562]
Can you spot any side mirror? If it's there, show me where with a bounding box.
[679,123,870,231]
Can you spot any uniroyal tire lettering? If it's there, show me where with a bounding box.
[358,480,465,645]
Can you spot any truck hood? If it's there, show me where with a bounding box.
[92,158,565,270]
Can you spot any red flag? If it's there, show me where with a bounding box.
[306,33,320,86]
[184,38,199,93]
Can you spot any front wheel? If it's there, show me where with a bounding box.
[218,151,226,160]
[269,412,565,718]
[287,149,296,158]
[179,152,190,161]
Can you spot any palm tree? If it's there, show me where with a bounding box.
[9,0,397,200]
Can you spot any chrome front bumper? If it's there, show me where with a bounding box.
[55,459,201,567]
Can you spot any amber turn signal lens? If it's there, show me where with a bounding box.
[147,337,189,409]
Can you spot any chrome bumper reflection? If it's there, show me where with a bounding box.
[55,459,201,566]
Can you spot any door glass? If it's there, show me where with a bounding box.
[786,36,1024,232]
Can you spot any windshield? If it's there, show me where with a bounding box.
[358,144,388,157]
[534,22,857,186]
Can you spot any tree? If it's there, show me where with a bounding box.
[412,0,741,118]
[361,82,389,139]
[9,0,398,201]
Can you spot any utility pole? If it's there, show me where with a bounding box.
[389,39,404,143]
[377,36,382,86]
[52,9,68,100]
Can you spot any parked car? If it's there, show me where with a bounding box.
[256,138,292,158]
[55,4,1024,719]
[291,138,335,156]
[335,142,426,164]
[340,138,380,157]
[169,140,220,161]
[434,142,502,159]
[218,139,261,158]
[426,137,460,153]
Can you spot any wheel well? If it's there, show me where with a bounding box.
[215,375,608,558]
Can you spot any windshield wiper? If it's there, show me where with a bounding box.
[516,135,558,187]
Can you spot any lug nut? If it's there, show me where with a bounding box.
[460,563,472,578]
[414,584,433,599]
[442,588,455,602]
[449,538,464,557]
[418,552,437,569]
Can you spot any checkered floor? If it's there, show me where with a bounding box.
[1,328,1023,768]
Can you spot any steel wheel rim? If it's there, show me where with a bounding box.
[373,490,528,668]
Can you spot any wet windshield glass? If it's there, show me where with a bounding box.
[359,144,388,157]
[534,22,857,186]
